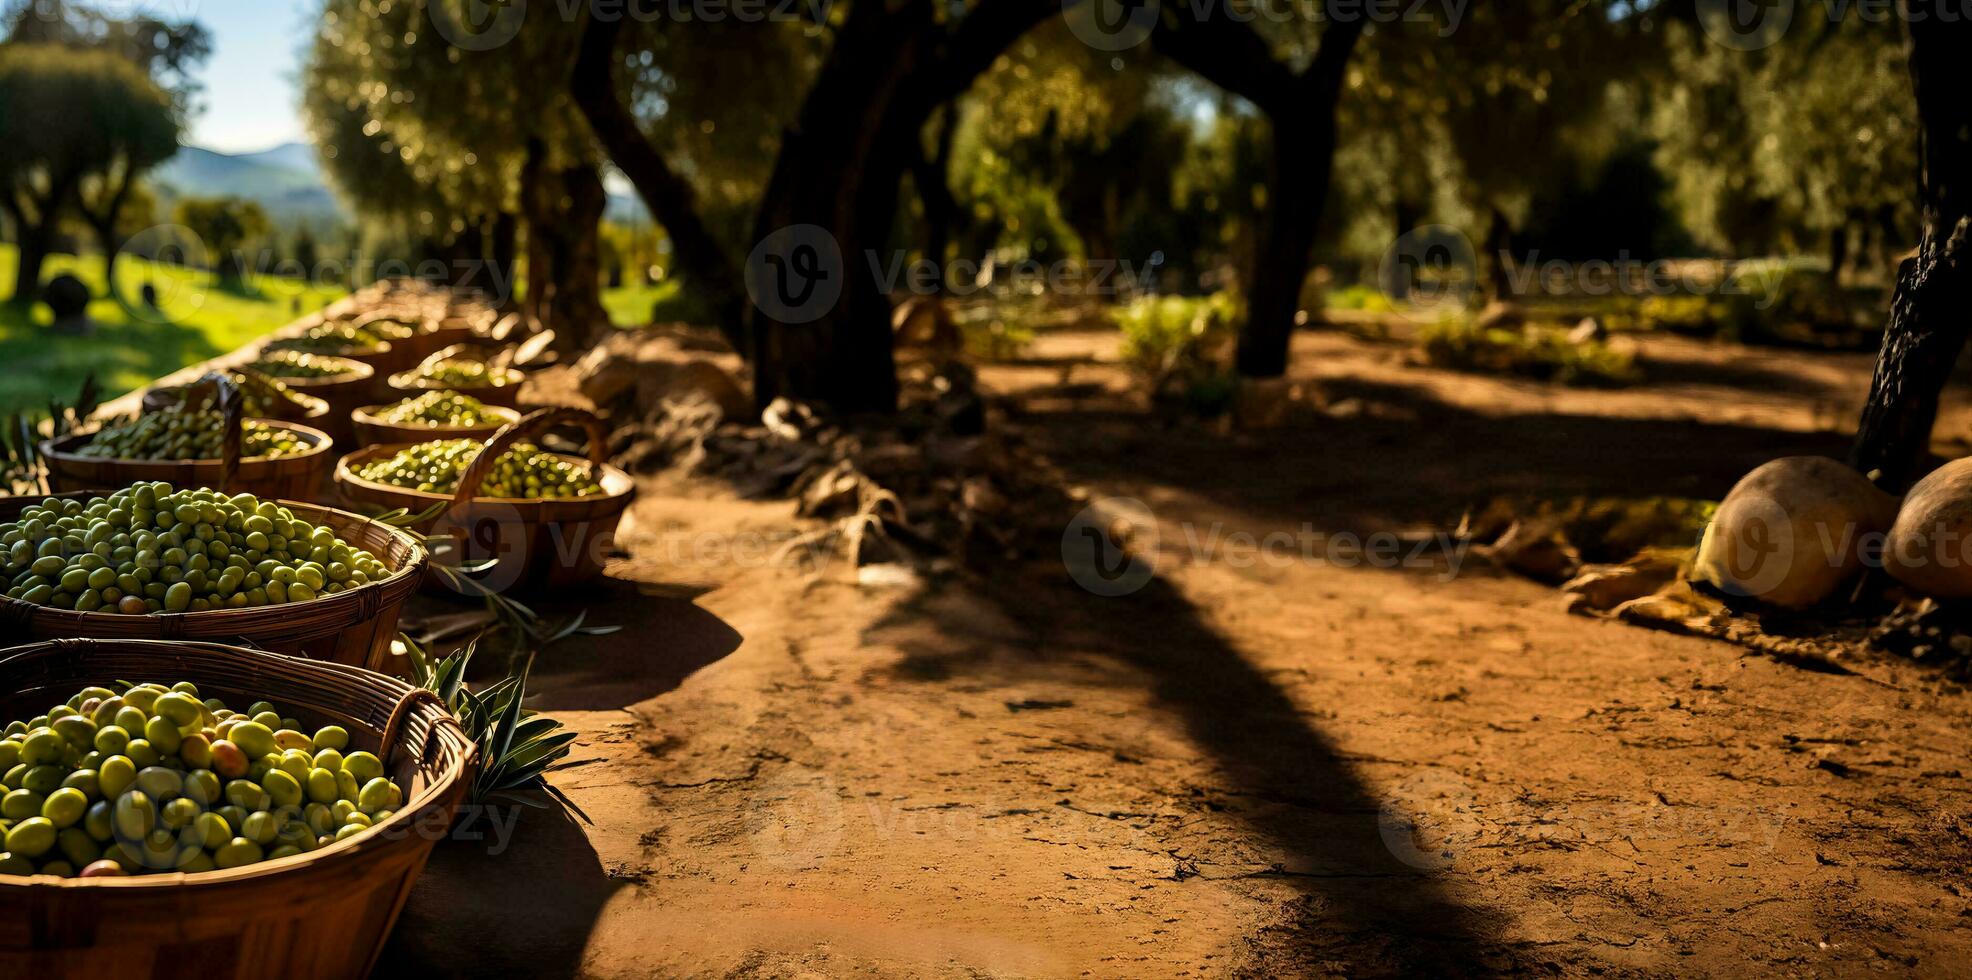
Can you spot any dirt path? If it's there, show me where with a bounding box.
[386,327,1972,978]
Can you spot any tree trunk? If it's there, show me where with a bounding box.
[1237,117,1334,378]
[490,210,519,305]
[572,10,745,346]
[520,139,553,326]
[1484,206,1514,301]
[544,162,610,352]
[11,231,47,306]
[913,103,963,292]
[1847,4,1972,491]
[95,221,121,293]
[746,3,932,414]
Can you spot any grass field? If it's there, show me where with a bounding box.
[0,245,347,416]
[0,246,687,416]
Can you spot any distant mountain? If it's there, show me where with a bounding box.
[151,142,345,226]
[151,141,649,229]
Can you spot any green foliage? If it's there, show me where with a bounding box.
[959,315,1035,362]
[0,242,346,415]
[1418,313,1638,387]
[172,196,271,281]
[1114,290,1241,413]
[1322,284,1396,313]
[403,638,584,815]
[1635,294,1723,337]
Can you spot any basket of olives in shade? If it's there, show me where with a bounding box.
[244,351,377,443]
[0,483,426,671]
[38,402,335,503]
[0,638,473,978]
[143,370,331,425]
[386,343,524,408]
[334,408,632,591]
[349,390,522,447]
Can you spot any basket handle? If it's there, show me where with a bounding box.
[380,688,464,769]
[445,407,608,516]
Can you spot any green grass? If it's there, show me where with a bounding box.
[1,246,715,416]
[0,244,347,416]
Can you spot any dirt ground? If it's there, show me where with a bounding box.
[382,325,1972,978]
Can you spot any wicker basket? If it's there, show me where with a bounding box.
[386,344,525,409]
[0,638,475,979]
[334,408,633,591]
[142,372,331,427]
[39,418,336,503]
[0,493,426,673]
[349,401,522,448]
[244,358,375,444]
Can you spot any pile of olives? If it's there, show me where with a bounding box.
[357,439,603,498]
[249,351,362,380]
[269,326,382,356]
[416,357,518,389]
[1,482,391,613]
[0,681,405,878]
[372,391,503,428]
[348,318,417,343]
[76,405,307,461]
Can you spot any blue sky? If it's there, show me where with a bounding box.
[182,0,316,152]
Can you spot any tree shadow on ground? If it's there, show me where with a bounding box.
[381,797,618,977]
[1017,374,1857,540]
[872,561,1515,975]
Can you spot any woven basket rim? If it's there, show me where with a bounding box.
[0,493,428,630]
[38,418,336,467]
[350,402,523,434]
[246,357,375,387]
[0,638,474,890]
[384,372,523,394]
[262,337,394,360]
[333,442,635,507]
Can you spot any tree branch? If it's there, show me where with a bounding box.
[571,9,745,344]
[1151,0,1296,113]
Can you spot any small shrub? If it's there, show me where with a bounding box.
[1322,284,1396,313]
[1112,290,1241,414]
[1636,294,1724,336]
[960,317,1035,361]
[1418,313,1638,387]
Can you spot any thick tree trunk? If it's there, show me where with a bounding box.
[1847,5,1972,491]
[746,3,931,414]
[1237,118,1334,378]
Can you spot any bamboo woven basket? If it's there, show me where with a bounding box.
[242,357,375,444]
[349,400,522,448]
[334,408,633,591]
[38,418,336,503]
[385,344,525,409]
[0,493,426,673]
[0,638,475,979]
